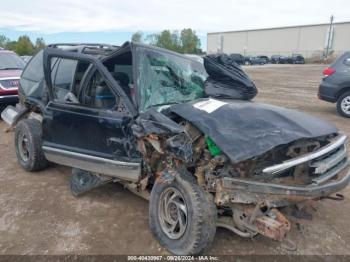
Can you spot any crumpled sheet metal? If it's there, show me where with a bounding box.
[132,108,183,137]
[203,54,258,100]
[132,108,193,162]
[171,98,338,163]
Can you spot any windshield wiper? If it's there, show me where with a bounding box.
[151,101,181,107]
[151,100,193,108]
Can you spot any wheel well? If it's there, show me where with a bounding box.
[336,86,350,100]
[13,107,43,130]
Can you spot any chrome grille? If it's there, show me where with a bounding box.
[263,134,349,185]
[309,143,348,184]
[0,79,20,89]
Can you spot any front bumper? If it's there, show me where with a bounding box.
[217,168,350,204]
[215,134,350,207]
[216,167,350,240]
[0,95,18,105]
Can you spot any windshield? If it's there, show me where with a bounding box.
[0,52,26,70]
[136,47,207,112]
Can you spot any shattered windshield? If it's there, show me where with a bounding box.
[136,47,207,112]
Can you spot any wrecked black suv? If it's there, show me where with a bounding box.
[2,42,350,255]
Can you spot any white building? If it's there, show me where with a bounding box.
[207,21,350,59]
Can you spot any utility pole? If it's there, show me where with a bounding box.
[220,35,224,53]
[325,15,334,60]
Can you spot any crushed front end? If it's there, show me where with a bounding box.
[133,100,349,243]
[209,133,349,241]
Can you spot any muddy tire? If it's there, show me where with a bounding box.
[149,171,217,255]
[15,119,47,171]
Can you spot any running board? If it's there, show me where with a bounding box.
[43,146,141,182]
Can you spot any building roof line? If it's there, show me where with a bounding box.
[207,21,350,35]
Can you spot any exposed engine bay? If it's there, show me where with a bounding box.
[133,113,349,241]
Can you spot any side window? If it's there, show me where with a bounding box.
[51,58,78,101]
[50,58,60,84]
[74,61,91,93]
[83,71,129,114]
[22,50,44,81]
[83,71,117,110]
[20,50,45,98]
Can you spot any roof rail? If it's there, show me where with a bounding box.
[48,43,119,50]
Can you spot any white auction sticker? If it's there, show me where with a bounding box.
[193,99,227,113]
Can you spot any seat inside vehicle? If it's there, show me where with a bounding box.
[103,49,133,102]
[94,80,115,109]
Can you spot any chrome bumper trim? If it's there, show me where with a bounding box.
[0,95,18,99]
[263,135,348,175]
[221,168,350,197]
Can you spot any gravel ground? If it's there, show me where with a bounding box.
[0,64,349,255]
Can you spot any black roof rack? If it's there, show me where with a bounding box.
[48,43,119,49]
[47,43,120,56]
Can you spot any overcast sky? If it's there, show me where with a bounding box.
[0,0,349,50]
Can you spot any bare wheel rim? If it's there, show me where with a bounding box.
[158,187,188,239]
[18,133,30,162]
[341,95,350,115]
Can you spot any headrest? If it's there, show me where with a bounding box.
[111,72,130,86]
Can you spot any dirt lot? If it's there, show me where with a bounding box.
[0,64,349,255]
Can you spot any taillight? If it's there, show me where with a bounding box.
[323,67,336,77]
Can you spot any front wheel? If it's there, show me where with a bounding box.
[149,171,217,255]
[337,91,350,118]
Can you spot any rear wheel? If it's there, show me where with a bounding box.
[15,119,47,171]
[149,171,217,255]
[337,91,350,118]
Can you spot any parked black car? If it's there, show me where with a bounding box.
[288,54,305,64]
[271,55,283,64]
[229,53,245,65]
[256,55,269,64]
[278,56,289,64]
[244,56,266,65]
[318,51,350,118]
[1,42,349,255]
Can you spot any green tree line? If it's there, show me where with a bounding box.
[131,29,203,54]
[1,28,201,56]
[0,35,45,56]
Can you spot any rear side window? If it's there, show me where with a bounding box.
[51,58,78,101]
[22,50,44,81]
[20,50,45,99]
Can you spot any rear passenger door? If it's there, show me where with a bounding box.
[41,48,141,182]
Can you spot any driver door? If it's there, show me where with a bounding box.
[41,48,141,182]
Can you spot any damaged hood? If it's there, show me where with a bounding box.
[170,98,338,163]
